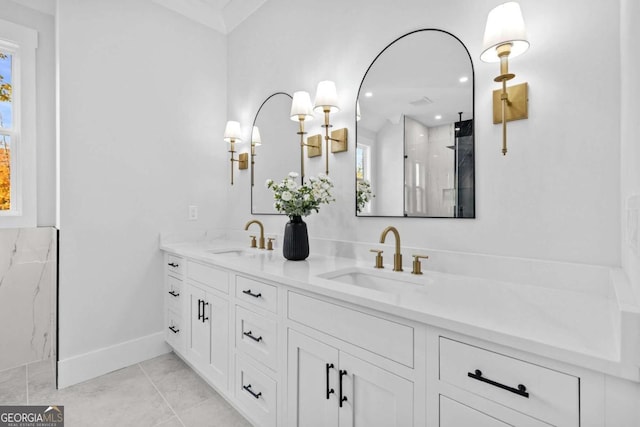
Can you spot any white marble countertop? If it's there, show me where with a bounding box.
[160,238,640,381]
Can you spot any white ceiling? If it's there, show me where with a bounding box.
[152,0,269,34]
[10,0,268,34]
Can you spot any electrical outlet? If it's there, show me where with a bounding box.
[188,205,198,221]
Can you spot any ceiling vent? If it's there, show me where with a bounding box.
[409,96,433,106]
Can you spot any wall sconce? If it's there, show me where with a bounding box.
[250,126,261,186]
[223,120,248,185]
[314,80,347,174]
[481,1,530,155]
[290,91,318,182]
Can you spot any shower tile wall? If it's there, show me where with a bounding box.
[0,227,56,372]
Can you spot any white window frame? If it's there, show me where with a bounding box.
[0,19,37,227]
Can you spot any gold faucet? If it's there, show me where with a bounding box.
[245,220,265,249]
[380,226,402,271]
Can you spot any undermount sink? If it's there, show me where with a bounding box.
[206,248,254,257]
[319,267,432,292]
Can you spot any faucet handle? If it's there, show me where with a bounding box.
[267,237,275,251]
[411,254,429,275]
[369,249,384,269]
[249,235,257,248]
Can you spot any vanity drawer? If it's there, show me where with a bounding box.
[165,309,184,352]
[235,355,277,427]
[236,306,277,370]
[165,275,183,312]
[166,254,183,276]
[439,337,579,427]
[236,276,277,313]
[288,291,414,367]
[187,261,229,294]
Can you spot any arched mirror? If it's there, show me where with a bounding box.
[356,29,475,218]
[251,92,298,214]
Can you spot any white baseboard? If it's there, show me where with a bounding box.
[57,332,170,388]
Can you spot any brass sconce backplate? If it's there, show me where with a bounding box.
[238,153,249,170]
[492,82,528,124]
[307,134,322,158]
[330,128,348,153]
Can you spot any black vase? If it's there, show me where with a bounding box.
[283,216,309,261]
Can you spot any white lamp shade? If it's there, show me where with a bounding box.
[251,126,262,146]
[290,91,314,121]
[223,120,242,142]
[480,2,529,62]
[356,100,361,122]
[314,80,340,113]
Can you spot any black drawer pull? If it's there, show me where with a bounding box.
[197,299,203,321]
[203,301,209,322]
[168,326,179,334]
[468,369,529,398]
[243,331,263,342]
[168,290,180,297]
[168,262,179,268]
[326,363,335,399]
[242,289,262,299]
[339,369,348,407]
[243,384,262,399]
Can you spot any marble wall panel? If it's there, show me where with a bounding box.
[0,227,56,371]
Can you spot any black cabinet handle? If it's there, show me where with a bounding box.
[242,289,262,299]
[203,301,209,322]
[242,384,262,399]
[197,299,203,321]
[168,326,179,334]
[339,369,348,407]
[243,331,263,342]
[468,369,529,398]
[326,363,335,400]
[168,290,179,297]
[168,262,179,268]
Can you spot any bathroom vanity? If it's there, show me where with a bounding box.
[161,236,640,427]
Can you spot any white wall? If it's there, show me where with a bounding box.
[621,0,640,296]
[226,0,621,267]
[0,0,55,226]
[57,0,227,385]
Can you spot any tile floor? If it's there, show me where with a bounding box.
[0,352,252,427]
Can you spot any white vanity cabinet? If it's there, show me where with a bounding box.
[160,247,628,427]
[432,334,581,427]
[164,254,185,353]
[233,275,280,427]
[184,261,230,392]
[287,330,414,427]
[287,292,416,427]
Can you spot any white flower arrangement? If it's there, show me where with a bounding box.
[266,172,335,218]
[356,179,374,213]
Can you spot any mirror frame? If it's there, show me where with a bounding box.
[251,91,293,215]
[355,28,475,218]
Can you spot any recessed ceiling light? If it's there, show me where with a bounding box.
[459,76,469,83]
[364,92,373,97]
[419,134,424,137]
[435,115,442,120]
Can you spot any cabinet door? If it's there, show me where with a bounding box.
[186,285,209,367]
[440,396,510,427]
[206,292,228,391]
[288,329,339,427]
[338,351,413,427]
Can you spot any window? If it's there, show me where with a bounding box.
[0,48,14,211]
[0,19,37,227]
